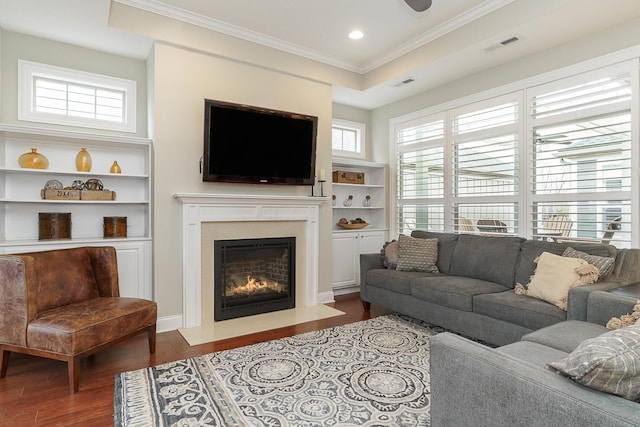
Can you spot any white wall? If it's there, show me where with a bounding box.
[0,30,147,138]
[370,18,640,166]
[149,43,333,319]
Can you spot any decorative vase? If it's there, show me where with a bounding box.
[363,195,371,207]
[18,148,49,169]
[343,195,353,207]
[110,160,122,174]
[75,148,92,172]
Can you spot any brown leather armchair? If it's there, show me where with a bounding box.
[0,246,157,393]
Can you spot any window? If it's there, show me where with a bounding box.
[332,119,365,158]
[395,114,445,234]
[529,64,632,246]
[391,59,637,248]
[18,60,136,133]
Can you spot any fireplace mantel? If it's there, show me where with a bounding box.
[175,193,327,328]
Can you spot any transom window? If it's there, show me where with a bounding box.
[332,119,365,158]
[18,60,136,133]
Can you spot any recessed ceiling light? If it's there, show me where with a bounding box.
[349,30,364,40]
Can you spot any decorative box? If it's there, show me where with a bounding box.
[332,170,365,184]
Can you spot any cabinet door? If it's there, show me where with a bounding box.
[332,232,358,287]
[359,231,385,256]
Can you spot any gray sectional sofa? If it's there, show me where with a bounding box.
[360,230,640,346]
[431,291,640,426]
[360,230,640,425]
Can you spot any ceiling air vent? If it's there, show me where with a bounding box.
[393,78,415,88]
[484,36,521,52]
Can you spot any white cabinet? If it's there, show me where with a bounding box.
[331,158,388,293]
[332,230,385,291]
[0,124,152,299]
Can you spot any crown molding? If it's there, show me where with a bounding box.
[114,0,514,74]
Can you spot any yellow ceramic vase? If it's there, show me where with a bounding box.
[18,148,49,169]
[110,161,122,174]
[75,148,92,172]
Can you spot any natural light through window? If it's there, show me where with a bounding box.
[19,60,136,133]
[332,119,365,158]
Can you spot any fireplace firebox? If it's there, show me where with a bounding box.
[214,237,295,321]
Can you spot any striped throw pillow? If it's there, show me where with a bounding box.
[562,247,615,279]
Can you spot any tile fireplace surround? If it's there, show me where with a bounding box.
[174,193,336,341]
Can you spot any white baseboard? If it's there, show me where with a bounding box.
[317,290,336,304]
[157,314,183,333]
[333,286,359,296]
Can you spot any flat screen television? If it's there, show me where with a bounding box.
[203,99,318,185]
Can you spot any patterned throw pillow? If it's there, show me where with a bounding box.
[547,325,640,401]
[380,240,399,269]
[396,234,439,273]
[562,247,615,279]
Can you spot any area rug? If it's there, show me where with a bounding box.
[114,314,445,426]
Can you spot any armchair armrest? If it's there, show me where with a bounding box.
[87,246,120,297]
[430,333,640,427]
[0,256,37,346]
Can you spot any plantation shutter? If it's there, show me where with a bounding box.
[528,63,632,244]
[450,94,521,234]
[395,114,445,234]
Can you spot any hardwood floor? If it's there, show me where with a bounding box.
[0,293,392,427]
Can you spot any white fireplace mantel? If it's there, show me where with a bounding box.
[175,193,327,328]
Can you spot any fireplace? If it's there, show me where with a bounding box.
[214,237,295,321]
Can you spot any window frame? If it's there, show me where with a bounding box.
[332,118,365,159]
[18,60,137,133]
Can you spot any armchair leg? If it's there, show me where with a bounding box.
[362,301,371,311]
[68,356,81,394]
[147,324,157,354]
[0,349,10,378]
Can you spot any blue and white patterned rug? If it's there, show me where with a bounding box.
[114,314,444,426]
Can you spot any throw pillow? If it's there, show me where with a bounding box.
[546,325,640,401]
[562,247,615,279]
[380,240,399,269]
[520,252,599,310]
[606,300,640,330]
[396,234,439,273]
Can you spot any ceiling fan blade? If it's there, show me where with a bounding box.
[404,0,432,12]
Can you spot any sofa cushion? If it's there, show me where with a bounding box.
[26,247,100,313]
[521,320,608,353]
[498,341,570,367]
[410,276,509,312]
[27,297,157,355]
[411,230,458,274]
[547,325,640,401]
[526,252,599,310]
[474,290,566,331]
[562,247,615,279]
[365,268,434,295]
[448,234,523,287]
[396,234,439,273]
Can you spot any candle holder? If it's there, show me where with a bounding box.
[318,180,326,197]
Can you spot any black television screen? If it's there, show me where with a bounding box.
[203,99,318,185]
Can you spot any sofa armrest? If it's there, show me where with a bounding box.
[0,256,38,346]
[567,279,625,321]
[430,333,640,427]
[359,253,383,302]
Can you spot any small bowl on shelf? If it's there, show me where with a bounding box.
[336,222,369,229]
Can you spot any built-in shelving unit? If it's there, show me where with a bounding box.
[0,124,152,298]
[331,158,388,294]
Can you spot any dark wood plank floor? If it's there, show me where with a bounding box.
[0,293,391,427]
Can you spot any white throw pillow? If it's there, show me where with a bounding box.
[525,252,599,310]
